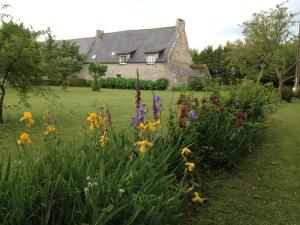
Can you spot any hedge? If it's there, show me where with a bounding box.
[99,77,168,90]
[42,77,168,90]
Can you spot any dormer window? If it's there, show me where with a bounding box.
[119,55,127,64]
[146,54,156,64]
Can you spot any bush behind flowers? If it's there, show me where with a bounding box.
[167,84,274,168]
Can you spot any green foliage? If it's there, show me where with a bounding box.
[154,78,169,90]
[188,78,204,91]
[68,79,90,87]
[99,77,168,90]
[226,81,278,121]
[43,39,83,90]
[171,84,188,92]
[281,86,294,102]
[168,83,278,168]
[88,63,107,78]
[42,79,62,86]
[0,130,185,225]
[88,63,107,91]
[42,79,89,87]
[90,79,102,91]
[0,19,44,123]
[191,45,243,84]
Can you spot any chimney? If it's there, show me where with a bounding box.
[96,30,104,39]
[176,18,185,33]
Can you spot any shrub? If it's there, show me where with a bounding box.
[90,79,101,91]
[98,77,168,90]
[281,86,293,102]
[42,79,62,86]
[226,81,278,121]
[68,78,90,87]
[154,78,168,90]
[172,84,188,91]
[167,91,270,168]
[188,78,204,91]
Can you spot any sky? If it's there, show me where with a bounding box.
[2,0,300,50]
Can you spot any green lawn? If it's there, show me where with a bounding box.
[0,87,203,156]
[196,100,300,225]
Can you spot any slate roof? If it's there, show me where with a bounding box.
[65,26,177,63]
[168,62,205,78]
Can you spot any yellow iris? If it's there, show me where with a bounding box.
[87,113,105,131]
[185,162,195,172]
[20,112,34,124]
[192,192,206,203]
[17,132,31,144]
[99,134,109,146]
[87,112,98,122]
[44,125,56,136]
[135,140,153,153]
[139,120,161,136]
[181,147,192,157]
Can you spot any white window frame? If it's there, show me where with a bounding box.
[119,55,127,64]
[146,54,156,64]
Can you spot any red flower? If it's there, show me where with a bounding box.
[237,112,245,127]
[210,95,219,105]
[192,97,199,107]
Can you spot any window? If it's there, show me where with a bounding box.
[119,55,127,64]
[146,54,156,64]
[116,74,121,78]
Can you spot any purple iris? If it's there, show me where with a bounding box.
[138,106,146,122]
[130,116,138,126]
[188,109,198,119]
[154,95,161,103]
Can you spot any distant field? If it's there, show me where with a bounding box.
[0,87,204,156]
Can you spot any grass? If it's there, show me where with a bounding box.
[196,100,300,225]
[0,87,203,156]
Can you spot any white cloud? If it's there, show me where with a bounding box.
[3,0,300,50]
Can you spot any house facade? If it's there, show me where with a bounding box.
[67,19,204,87]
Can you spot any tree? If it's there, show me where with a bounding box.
[0,14,44,123]
[191,45,243,84]
[240,3,296,84]
[44,40,83,90]
[88,62,107,91]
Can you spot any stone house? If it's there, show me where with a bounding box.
[66,19,204,87]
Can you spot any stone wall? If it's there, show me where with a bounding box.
[75,63,168,81]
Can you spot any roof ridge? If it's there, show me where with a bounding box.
[104,26,176,34]
[56,37,94,41]
[56,26,176,41]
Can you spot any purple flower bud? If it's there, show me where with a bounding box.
[131,116,138,126]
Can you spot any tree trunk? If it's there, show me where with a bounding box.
[278,79,283,99]
[0,87,5,124]
[294,24,300,92]
[257,63,265,83]
[276,67,283,99]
